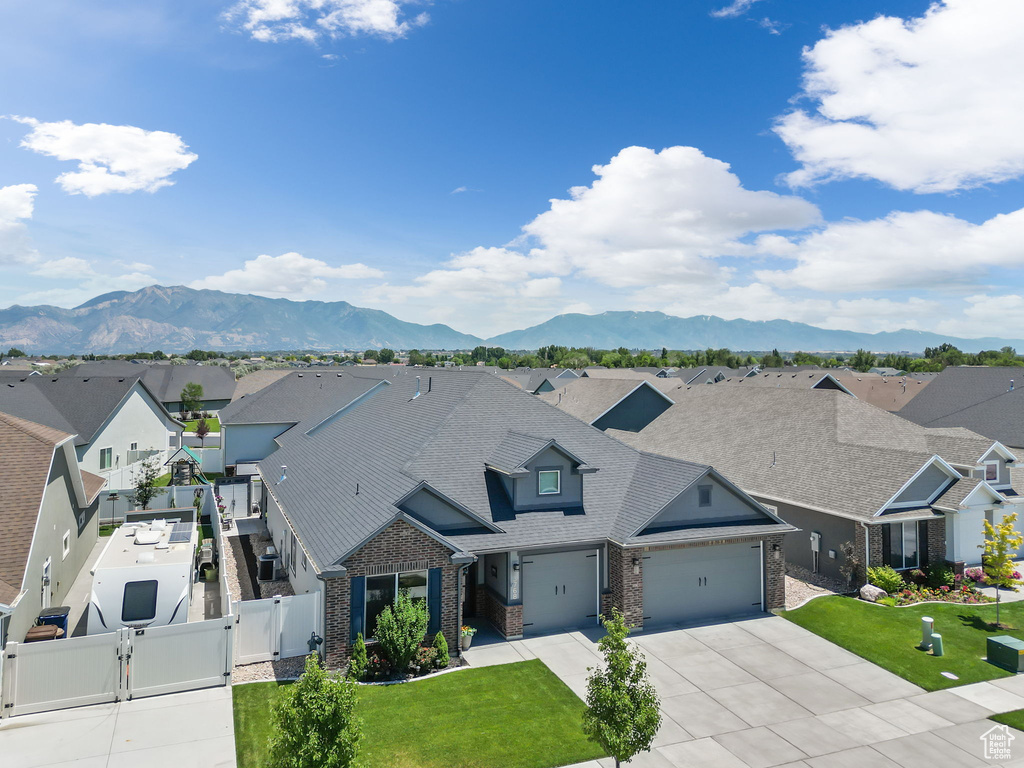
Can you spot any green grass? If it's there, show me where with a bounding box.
[154,472,172,487]
[780,595,1024,690]
[233,660,606,768]
[992,709,1024,731]
[183,417,220,432]
[99,524,120,537]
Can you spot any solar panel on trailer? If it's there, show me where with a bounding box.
[167,522,192,544]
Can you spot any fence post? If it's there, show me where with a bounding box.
[118,629,132,702]
[223,614,235,685]
[1,641,18,718]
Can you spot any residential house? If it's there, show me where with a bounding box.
[538,378,679,433]
[218,370,391,467]
[68,361,237,415]
[256,370,793,667]
[0,412,104,647]
[549,381,1019,582]
[711,371,855,395]
[898,367,1024,450]
[830,372,934,412]
[500,368,581,394]
[0,375,184,481]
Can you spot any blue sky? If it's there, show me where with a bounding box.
[1,0,1022,339]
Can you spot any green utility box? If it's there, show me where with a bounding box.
[987,636,1024,672]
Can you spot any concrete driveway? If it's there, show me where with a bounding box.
[0,686,236,768]
[464,615,1024,767]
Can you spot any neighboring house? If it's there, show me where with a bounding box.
[711,371,855,396]
[68,361,237,415]
[538,378,679,433]
[831,372,934,412]
[555,382,1019,582]
[500,368,580,394]
[0,375,184,480]
[256,370,794,667]
[898,366,1024,450]
[231,369,294,400]
[218,370,391,466]
[0,412,104,647]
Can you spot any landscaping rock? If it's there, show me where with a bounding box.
[860,584,887,602]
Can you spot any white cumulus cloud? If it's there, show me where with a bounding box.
[756,207,1024,292]
[522,145,820,288]
[224,0,429,43]
[12,117,198,196]
[775,0,1024,193]
[30,257,96,279]
[192,252,385,298]
[0,183,40,265]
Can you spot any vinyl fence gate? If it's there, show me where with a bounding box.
[233,592,320,665]
[216,477,251,520]
[1,615,234,718]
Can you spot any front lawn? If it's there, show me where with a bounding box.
[992,709,1024,731]
[233,660,605,768]
[780,596,1024,690]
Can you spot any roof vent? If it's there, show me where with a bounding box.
[412,376,421,399]
[297,373,303,377]
[316,373,321,377]
[1011,379,1015,392]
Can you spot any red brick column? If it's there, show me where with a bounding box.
[483,589,523,638]
[764,534,786,610]
[608,542,643,629]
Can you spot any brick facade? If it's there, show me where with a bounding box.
[322,520,461,669]
[483,588,523,638]
[925,517,948,567]
[763,534,786,610]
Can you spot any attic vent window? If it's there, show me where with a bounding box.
[698,485,712,507]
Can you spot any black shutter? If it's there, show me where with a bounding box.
[881,525,891,568]
[919,521,929,567]
[350,575,365,643]
[427,567,442,635]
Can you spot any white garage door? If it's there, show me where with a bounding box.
[643,542,762,627]
[522,549,599,636]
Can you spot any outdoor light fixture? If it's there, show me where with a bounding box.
[632,557,641,575]
[512,562,520,571]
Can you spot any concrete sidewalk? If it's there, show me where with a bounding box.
[0,686,235,768]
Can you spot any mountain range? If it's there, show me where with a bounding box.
[0,285,1020,355]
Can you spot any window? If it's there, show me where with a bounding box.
[130,442,138,452]
[365,570,427,639]
[62,530,71,560]
[538,469,561,495]
[301,551,307,571]
[99,447,113,470]
[122,580,159,623]
[698,485,712,507]
[290,535,297,577]
[886,522,919,570]
[985,462,999,482]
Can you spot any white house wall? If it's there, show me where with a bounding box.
[264,486,321,596]
[947,507,989,565]
[77,384,179,477]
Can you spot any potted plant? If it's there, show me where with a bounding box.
[460,625,477,651]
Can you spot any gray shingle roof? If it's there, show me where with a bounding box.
[68,361,237,403]
[0,375,163,447]
[898,367,1024,448]
[537,378,679,424]
[219,371,384,427]
[611,387,1006,522]
[260,371,791,570]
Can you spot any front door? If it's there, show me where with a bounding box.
[521,549,598,635]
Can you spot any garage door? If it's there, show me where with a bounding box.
[643,542,762,627]
[522,550,599,635]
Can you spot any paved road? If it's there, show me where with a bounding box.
[464,615,1024,767]
[0,685,235,768]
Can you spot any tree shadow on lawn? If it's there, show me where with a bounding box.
[957,614,1019,633]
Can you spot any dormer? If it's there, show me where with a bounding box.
[968,444,1017,489]
[486,431,596,512]
[880,457,961,512]
[395,482,502,535]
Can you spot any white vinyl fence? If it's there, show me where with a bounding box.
[99,484,216,526]
[233,592,320,665]
[100,449,170,493]
[1,615,234,718]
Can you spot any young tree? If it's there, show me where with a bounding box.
[180,382,204,414]
[268,654,361,768]
[347,633,368,681]
[373,590,428,673]
[134,456,162,510]
[195,418,210,448]
[377,348,396,364]
[582,609,661,768]
[981,512,1024,628]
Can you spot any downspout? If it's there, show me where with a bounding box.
[860,521,871,587]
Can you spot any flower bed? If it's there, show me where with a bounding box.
[867,564,993,606]
[880,583,993,606]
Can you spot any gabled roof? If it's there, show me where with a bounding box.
[538,378,678,425]
[830,372,932,412]
[898,367,1024,448]
[0,413,75,605]
[485,431,594,476]
[67,361,237,402]
[612,387,1016,522]
[929,477,1003,513]
[500,368,580,394]
[219,370,384,426]
[0,375,179,447]
[258,370,793,570]
[714,372,854,396]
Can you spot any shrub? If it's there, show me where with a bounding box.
[432,631,449,669]
[867,565,905,594]
[348,633,368,681]
[373,590,428,673]
[909,568,926,585]
[878,596,897,607]
[268,654,361,768]
[965,567,986,583]
[925,563,956,589]
[414,646,437,675]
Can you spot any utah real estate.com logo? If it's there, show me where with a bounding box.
[981,724,1015,760]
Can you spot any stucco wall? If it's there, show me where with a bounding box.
[77,384,178,476]
[7,447,98,645]
[222,422,292,466]
[761,498,857,583]
[649,476,764,530]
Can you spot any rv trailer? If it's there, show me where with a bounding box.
[88,509,197,634]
